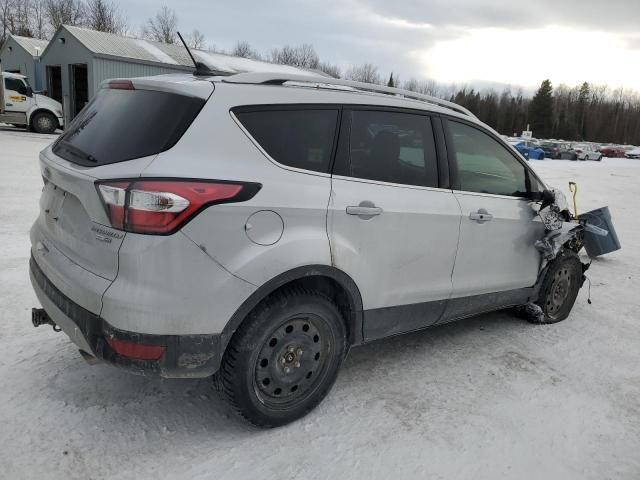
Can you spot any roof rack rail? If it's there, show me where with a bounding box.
[222,72,476,119]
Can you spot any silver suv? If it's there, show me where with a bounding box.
[30,72,585,427]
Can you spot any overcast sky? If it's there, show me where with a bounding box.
[127,0,640,92]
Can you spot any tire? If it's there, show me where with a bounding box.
[31,112,57,134]
[218,288,347,427]
[533,250,583,324]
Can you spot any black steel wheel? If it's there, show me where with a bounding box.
[254,316,331,407]
[218,288,347,427]
[533,250,583,324]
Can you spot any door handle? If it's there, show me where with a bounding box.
[346,201,383,219]
[469,209,493,223]
[6,103,13,106]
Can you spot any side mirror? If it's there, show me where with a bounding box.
[528,188,555,203]
[528,190,544,202]
[25,86,33,97]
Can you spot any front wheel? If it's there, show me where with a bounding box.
[218,288,347,427]
[533,250,583,324]
[31,112,58,134]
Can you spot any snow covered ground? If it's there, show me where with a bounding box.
[1,127,638,480]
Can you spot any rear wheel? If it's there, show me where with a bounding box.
[533,251,583,324]
[218,288,347,427]
[32,112,57,134]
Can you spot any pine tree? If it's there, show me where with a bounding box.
[577,82,590,139]
[529,79,554,138]
[387,73,394,88]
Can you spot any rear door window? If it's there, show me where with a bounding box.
[52,88,205,166]
[341,110,438,187]
[234,108,339,173]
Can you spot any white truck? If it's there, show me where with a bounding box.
[1,71,63,134]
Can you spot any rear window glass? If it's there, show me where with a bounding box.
[53,88,205,166]
[234,108,338,173]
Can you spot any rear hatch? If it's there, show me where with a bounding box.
[34,76,213,283]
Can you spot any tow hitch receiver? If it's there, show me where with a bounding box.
[31,307,61,331]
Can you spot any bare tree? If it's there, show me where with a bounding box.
[143,5,178,44]
[404,78,440,97]
[45,0,84,31]
[233,40,257,58]
[318,62,340,78]
[295,43,319,69]
[0,0,11,43]
[85,0,126,34]
[31,0,47,39]
[270,44,296,65]
[344,63,380,84]
[185,28,205,49]
[403,78,418,92]
[6,0,33,37]
[270,44,319,69]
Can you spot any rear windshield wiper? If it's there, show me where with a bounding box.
[55,140,98,164]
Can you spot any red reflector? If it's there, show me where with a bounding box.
[105,337,166,361]
[107,80,135,90]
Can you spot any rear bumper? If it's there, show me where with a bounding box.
[30,255,222,378]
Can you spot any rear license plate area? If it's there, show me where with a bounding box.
[41,183,66,221]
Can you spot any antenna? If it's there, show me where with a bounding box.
[176,31,231,77]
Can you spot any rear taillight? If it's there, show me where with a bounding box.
[96,179,259,234]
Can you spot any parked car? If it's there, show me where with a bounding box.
[540,142,577,160]
[30,72,587,427]
[559,144,578,160]
[624,147,640,159]
[599,145,626,158]
[508,139,545,160]
[573,144,603,161]
[541,142,562,159]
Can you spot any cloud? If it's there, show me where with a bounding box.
[419,26,640,91]
[357,0,640,32]
[127,0,640,91]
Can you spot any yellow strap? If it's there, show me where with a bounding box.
[568,182,578,220]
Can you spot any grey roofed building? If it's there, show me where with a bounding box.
[39,25,322,125]
[0,35,49,90]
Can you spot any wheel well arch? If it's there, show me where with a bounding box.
[28,108,56,126]
[219,265,364,360]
